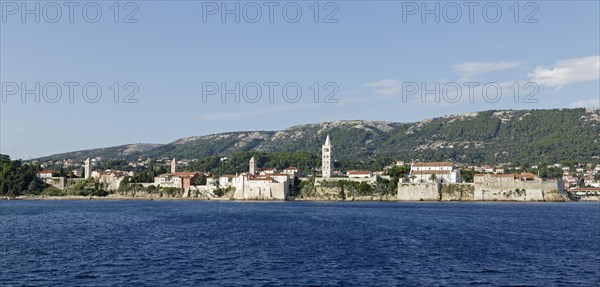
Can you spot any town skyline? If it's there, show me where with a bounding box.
[29,133,600,202]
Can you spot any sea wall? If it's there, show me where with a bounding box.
[234,182,287,200]
[397,180,568,201]
[40,177,66,190]
[440,183,475,201]
[397,183,440,201]
[473,180,559,201]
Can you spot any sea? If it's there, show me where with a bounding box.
[1,200,599,286]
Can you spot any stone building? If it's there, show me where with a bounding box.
[154,172,200,192]
[37,170,66,190]
[96,170,133,191]
[232,157,290,200]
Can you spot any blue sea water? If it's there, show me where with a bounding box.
[1,201,599,286]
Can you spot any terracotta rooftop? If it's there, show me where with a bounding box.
[173,172,199,177]
[412,162,454,167]
[251,176,274,181]
[412,170,452,175]
[475,174,515,178]
[347,170,372,175]
[570,188,600,191]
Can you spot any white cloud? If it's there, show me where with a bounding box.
[364,79,402,95]
[529,56,600,88]
[569,98,600,108]
[453,61,522,77]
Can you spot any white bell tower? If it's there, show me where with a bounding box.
[322,135,333,178]
[249,156,257,175]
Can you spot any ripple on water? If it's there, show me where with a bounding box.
[1,201,599,286]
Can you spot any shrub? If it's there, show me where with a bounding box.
[42,187,64,196]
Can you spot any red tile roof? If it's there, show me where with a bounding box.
[412,162,454,167]
[347,170,372,175]
[412,170,452,175]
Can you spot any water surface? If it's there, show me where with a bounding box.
[1,201,599,286]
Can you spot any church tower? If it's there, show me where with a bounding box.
[84,158,91,179]
[249,156,257,175]
[171,158,177,174]
[322,135,333,178]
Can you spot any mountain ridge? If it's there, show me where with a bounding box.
[33,108,600,164]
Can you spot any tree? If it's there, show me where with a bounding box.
[357,182,371,195]
[118,176,131,191]
[146,185,157,193]
[429,174,438,183]
[195,174,207,185]
[462,170,475,183]
[0,154,45,197]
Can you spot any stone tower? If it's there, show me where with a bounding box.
[322,135,333,178]
[171,158,177,174]
[249,156,256,175]
[84,158,91,179]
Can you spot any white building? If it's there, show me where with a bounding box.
[347,170,372,178]
[219,174,236,188]
[259,168,277,175]
[153,174,183,189]
[283,167,300,178]
[409,162,461,183]
[36,170,55,179]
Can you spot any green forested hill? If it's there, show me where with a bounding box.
[35,108,600,165]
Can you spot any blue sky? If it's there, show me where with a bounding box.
[1,1,599,159]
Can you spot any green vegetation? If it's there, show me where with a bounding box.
[0,154,46,197]
[42,186,64,196]
[462,170,475,183]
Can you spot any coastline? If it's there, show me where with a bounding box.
[3,195,598,202]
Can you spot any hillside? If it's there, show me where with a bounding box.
[35,108,600,165]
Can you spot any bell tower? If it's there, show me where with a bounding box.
[322,135,333,178]
[171,158,177,174]
[249,156,257,175]
[84,158,91,178]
